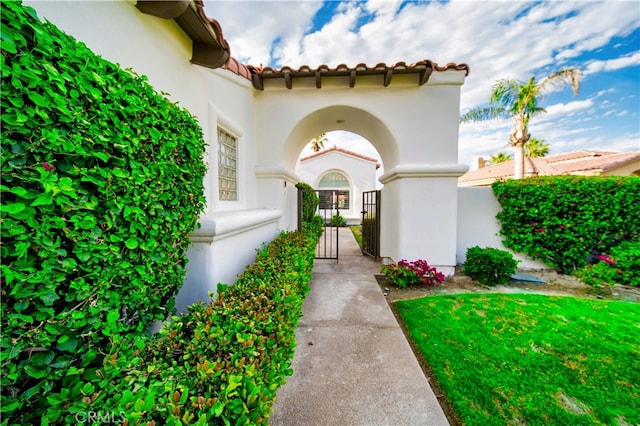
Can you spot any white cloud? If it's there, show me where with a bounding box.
[204,1,321,66]
[204,1,639,169]
[538,99,595,121]
[584,51,640,75]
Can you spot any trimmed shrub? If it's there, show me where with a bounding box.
[463,246,519,286]
[331,213,347,227]
[576,239,640,289]
[36,231,317,424]
[382,259,445,288]
[492,176,640,272]
[296,182,323,237]
[1,1,206,421]
[295,182,319,223]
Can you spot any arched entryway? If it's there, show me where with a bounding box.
[253,67,468,275]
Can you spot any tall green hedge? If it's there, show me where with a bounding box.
[6,230,317,424]
[1,0,207,418]
[492,176,640,272]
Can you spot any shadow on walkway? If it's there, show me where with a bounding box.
[270,228,449,426]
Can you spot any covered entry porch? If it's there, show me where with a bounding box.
[253,61,470,275]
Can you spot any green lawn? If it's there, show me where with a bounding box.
[350,225,363,248]
[396,294,640,425]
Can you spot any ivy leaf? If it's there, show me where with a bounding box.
[149,127,162,142]
[31,192,54,207]
[3,203,26,215]
[56,335,78,352]
[125,238,139,249]
[39,290,60,306]
[0,28,17,54]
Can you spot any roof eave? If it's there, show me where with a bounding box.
[136,0,230,69]
[248,60,469,91]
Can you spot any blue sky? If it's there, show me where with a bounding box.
[205,1,640,170]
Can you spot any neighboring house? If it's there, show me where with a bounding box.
[26,0,470,312]
[459,150,640,187]
[298,146,381,225]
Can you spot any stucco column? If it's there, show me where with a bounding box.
[255,166,299,231]
[379,165,468,276]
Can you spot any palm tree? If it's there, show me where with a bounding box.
[525,138,550,157]
[461,69,581,179]
[310,133,328,152]
[489,152,513,164]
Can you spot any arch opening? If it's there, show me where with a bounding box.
[281,105,398,177]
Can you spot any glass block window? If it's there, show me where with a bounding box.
[217,127,237,201]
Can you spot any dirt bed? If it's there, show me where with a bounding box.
[376,269,640,304]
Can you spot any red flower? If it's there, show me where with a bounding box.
[595,254,616,265]
[559,224,565,229]
[42,162,55,171]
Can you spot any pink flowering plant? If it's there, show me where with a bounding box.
[381,259,445,288]
[576,240,640,290]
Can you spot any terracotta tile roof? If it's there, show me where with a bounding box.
[459,150,640,185]
[544,150,617,164]
[300,146,381,169]
[552,151,640,173]
[223,57,252,80]
[244,60,469,90]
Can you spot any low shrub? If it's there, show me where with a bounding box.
[576,240,640,290]
[331,213,347,227]
[296,182,319,223]
[463,246,519,286]
[382,259,445,288]
[295,182,323,238]
[19,230,318,424]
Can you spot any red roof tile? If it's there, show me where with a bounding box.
[223,57,252,80]
[300,146,381,169]
[459,150,640,185]
[245,60,469,90]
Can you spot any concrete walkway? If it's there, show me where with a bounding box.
[270,228,449,426]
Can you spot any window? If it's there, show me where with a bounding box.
[318,190,350,210]
[217,127,237,201]
[318,172,350,210]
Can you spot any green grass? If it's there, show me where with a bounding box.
[350,225,363,248]
[396,294,640,425]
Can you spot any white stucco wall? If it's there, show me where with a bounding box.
[25,0,474,289]
[298,150,378,224]
[457,187,549,270]
[254,74,468,272]
[26,0,283,310]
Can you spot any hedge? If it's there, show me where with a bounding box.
[1,1,206,420]
[13,230,317,424]
[492,176,640,272]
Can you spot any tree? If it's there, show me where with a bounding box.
[310,133,328,152]
[461,69,581,179]
[525,138,550,158]
[489,152,513,164]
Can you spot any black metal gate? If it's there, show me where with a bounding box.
[298,188,339,261]
[361,190,381,259]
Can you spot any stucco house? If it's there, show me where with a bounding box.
[26,0,471,312]
[459,150,640,187]
[298,146,380,225]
